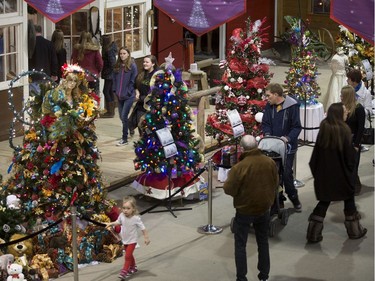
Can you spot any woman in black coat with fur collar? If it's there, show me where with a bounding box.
[307,102,367,243]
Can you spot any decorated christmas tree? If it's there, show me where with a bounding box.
[205,18,273,142]
[132,54,204,199]
[283,16,321,105]
[1,64,113,229]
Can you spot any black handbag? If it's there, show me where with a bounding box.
[362,115,374,145]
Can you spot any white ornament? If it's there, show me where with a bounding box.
[164,52,175,69]
[224,85,229,91]
[255,136,261,142]
[255,112,263,123]
[257,88,263,94]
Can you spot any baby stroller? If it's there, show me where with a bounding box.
[229,136,289,237]
[258,136,289,237]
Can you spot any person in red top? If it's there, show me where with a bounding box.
[71,31,103,94]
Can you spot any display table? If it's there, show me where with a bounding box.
[131,171,205,200]
[299,102,325,142]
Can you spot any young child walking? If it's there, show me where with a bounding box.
[106,196,150,279]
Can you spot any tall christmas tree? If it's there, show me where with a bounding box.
[206,18,273,142]
[132,54,204,199]
[283,16,321,105]
[1,65,113,229]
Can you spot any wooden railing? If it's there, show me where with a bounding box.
[187,86,220,143]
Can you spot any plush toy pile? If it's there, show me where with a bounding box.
[0,213,123,280]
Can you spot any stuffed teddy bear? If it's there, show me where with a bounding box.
[0,254,15,271]
[7,233,33,273]
[6,195,21,210]
[0,253,15,280]
[6,263,24,281]
[7,234,33,260]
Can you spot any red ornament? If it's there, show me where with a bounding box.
[231,28,243,40]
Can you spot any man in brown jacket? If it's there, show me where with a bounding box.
[223,135,278,281]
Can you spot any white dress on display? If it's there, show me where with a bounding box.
[324,51,349,111]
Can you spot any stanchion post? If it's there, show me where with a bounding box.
[71,206,79,281]
[197,159,223,235]
[293,152,305,188]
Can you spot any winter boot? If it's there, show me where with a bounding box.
[306,214,324,243]
[344,211,367,239]
[102,101,115,118]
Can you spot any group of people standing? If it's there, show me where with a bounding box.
[28,24,160,148]
[91,35,160,147]
[223,76,370,281]
[102,46,158,146]
[307,70,371,243]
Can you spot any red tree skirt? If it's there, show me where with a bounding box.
[131,171,205,200]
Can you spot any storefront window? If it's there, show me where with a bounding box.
[311,0,330,14]
[105,4,143,53]
[56,11,89,61]
[0,25,18,82]
[0,0,17,14]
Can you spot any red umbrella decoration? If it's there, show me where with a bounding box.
[330,0,374,45]
[153,0,246,36]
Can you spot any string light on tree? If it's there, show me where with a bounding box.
[3,66,113,229]
[283,16,321,105]
[133,53,203,177]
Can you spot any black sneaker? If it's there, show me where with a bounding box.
[291,197,302,212]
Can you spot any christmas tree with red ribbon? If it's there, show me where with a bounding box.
[206,17,274,142]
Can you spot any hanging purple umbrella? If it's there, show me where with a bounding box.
[330,0,374,44]
[154,0,246,36]
[25,0,94,23]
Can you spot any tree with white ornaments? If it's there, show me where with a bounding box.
[206,17,274,143]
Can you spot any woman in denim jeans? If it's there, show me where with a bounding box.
[112,47,138,146]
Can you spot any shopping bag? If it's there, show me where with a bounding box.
[362,116,374,145]
[362,127,374,144]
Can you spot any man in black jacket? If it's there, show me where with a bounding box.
[29,24,58,85]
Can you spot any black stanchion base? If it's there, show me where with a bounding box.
[149,206,192,218]
[298,139,315,148]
